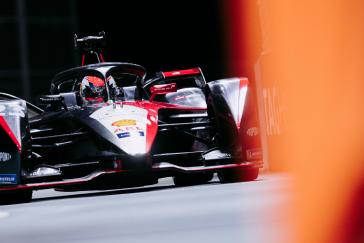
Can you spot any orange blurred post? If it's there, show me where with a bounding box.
[224,0,364,242]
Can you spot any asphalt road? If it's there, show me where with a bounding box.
[0,173,292,243]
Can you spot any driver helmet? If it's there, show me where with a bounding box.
[80,76,106,103]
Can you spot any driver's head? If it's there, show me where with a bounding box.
[80,76,106,102]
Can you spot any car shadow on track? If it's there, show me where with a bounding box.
[31,181,222,203]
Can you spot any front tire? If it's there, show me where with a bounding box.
[218,167,259,183]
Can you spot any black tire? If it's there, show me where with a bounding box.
[0,190,33,205]
[218,167,259,183]
[173,172,214,187]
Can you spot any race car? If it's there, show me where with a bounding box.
[0,32,263,203]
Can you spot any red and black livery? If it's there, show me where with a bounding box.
[0,33,262,203]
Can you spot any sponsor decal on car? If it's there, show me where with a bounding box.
[246,127,259,137]
[112,119,136,127]
[114,126,143,133]
[246,148,262,160]
[117,132,131,139]
[0,174,17,184]
[116,131,145,139]
[173,95,192,101]
[0,152,11,162]
[0,102,25,118]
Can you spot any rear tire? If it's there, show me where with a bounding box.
[173,172,214,187]
[0,190,33,205]
[218,167,259,183]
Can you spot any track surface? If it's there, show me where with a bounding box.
[0,173,292,243]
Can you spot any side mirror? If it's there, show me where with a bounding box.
[149,83,177,101]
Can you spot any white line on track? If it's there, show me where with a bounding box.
[0,211,9,219]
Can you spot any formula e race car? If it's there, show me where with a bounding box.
[0,33,262,203]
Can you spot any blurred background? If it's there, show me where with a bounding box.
[3,0,364,242]
[1,0,229,103]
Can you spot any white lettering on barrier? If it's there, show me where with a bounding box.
[0,152,11,162]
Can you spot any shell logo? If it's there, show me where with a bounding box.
[112,119,136,127]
